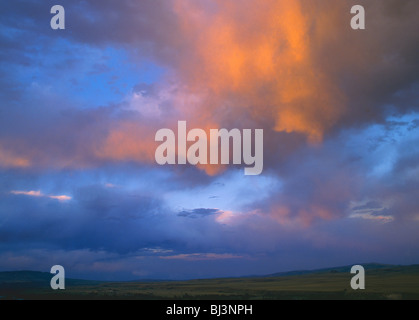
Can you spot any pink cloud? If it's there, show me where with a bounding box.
[10,190,71,202]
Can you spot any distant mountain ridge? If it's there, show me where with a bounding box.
[264,262,416,277]
[0,270,101,288]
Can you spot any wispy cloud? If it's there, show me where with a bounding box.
[10,190,71,201]
[349,200,394,223]
[10,190,42,197]
[349,213,394,223]
[143,247,174,254]
[160,253,244,261]
[178,208,223,218]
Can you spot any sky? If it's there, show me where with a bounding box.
[0,0,419,281]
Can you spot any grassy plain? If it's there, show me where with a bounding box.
[1,264,418,300]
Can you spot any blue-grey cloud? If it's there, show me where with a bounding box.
[178,208,222,218]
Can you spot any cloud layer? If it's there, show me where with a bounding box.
[0,0,418,280]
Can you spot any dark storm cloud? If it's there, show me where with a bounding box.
[0,176,246,256]
[251,114,419,226]
[0,0,180,63]
[0,184,167,253]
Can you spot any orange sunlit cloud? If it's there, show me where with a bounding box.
[93,0,349,176]
[95,119,227,176]
[173,0,345,143]
[95,121,157,163]
[0,1,348,173]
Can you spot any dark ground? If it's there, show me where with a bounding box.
[1,263,418,300]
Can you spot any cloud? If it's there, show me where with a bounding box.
[349,212,394,223]
[1,0,419,176]
[0,145,31,168]
[178,208,223,218]
[10,190,42,197]
[348,200,395,223]
[171,0,346,143]
[160,253,244,261]
[165,0,419,144]
[10,190,71,201]
[247,112,419,226]
[1,0,419,280]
